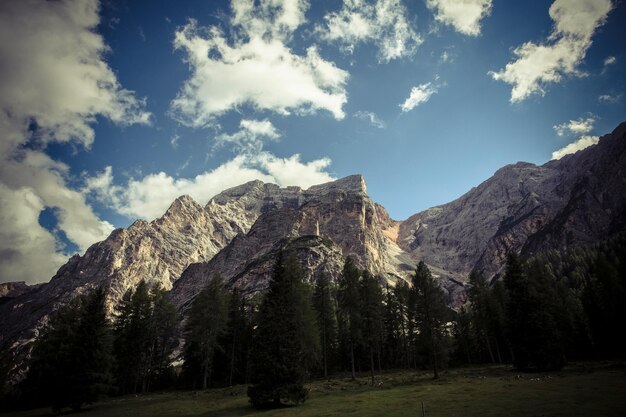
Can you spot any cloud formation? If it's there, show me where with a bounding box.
[317,0,422,62]
[553,116,595,136]
[552,135,599,159]
[0,0,150,283]
[169,0,349,127]
[85,153,335,220]
[551,114,599,160]
[490,0,613,102]
[399,83,438,112]
[427,0,493,36]
[598,93,622,103]
[353,111,386,129]
[214,119,281,152]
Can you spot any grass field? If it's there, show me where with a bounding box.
[7,362,626,417]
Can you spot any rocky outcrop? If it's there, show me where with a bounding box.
[170,176,404,308]
[0,282,36,299]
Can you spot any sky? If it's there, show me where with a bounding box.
[0,0,624,284]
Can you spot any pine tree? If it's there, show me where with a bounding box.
[113,280,153,394]
[383,284,401,368]
[360,271,384,386]
[183,275,229,389]
[412,261,449,378]
[247,254,318,408]
[468,270,496,363]
[146,285,179,390]
[394,280,412,368]
[505,253,566,371]
[452,307,474,365]
[337,257,362,380]
[217,288,250,386]
[312,273,337,378]
[26,287,113,412]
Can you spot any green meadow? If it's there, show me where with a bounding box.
[8,362,626,417]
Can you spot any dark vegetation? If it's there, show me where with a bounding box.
[1,232,625,414]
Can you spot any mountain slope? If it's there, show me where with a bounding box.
[398,122,626,280]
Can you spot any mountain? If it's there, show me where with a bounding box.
[1,121,625,381]
[398,122,626,281]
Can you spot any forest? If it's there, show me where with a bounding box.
[1,233,625,413]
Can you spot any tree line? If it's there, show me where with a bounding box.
[2,232,625,411]
[454,233,626,371]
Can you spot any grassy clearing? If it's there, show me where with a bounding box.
[7,362,626,417]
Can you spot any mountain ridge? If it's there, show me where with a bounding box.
[1,122,625,381]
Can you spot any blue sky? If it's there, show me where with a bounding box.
[0,0,624,283]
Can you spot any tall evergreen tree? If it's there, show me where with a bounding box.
[505,253,566,371]
[247,255,318,408]
[26,288,113,412]
[312,273,338,378]
[412,261,449,378]
[145,285,179,390]
[360,271,384,386]
[337,257,362,380]
[452,306,474,365]
[113,280,153,394]
[183,275,229,389]
[468,270,496,363]
[383,284,402,368]
[215,288,250,386]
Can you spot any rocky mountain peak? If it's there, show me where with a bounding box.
[308,174,366,195]
[209,180,267,204]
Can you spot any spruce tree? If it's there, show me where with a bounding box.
[360,271,384,386]
[337,257,362,380]
[146,285,179,390]
[183,275,229,389]
[505,253,566,371]
[312,273,337,378]
[412,261,449,378]
[113,280,153,394]
[26,287,113,412]
[468,270,496,363]
[217,288,250,386]
[247,255,318,408]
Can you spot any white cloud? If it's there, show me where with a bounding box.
[603,55,616,66]
[598,93,621,103]
[399,83,438,112]
[317,0,422,62]
[553,116,595,136]
[85,152,335,220]
[214,119,281,152]
[551,135,599,159]
[170,134,181,149]
[489,0,613,103]
[440,50,454,63]
[354,111,386,129]
[0,0,149,283]
[0,184,67,284]
[426,0,492,36]
[169,0,349,127]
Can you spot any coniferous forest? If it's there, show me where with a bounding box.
[1,233,625,413]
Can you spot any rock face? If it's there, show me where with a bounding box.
[0,282,36,299]
[171,175,403,308]
[398,122,626,281]
[1,121,625,382]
